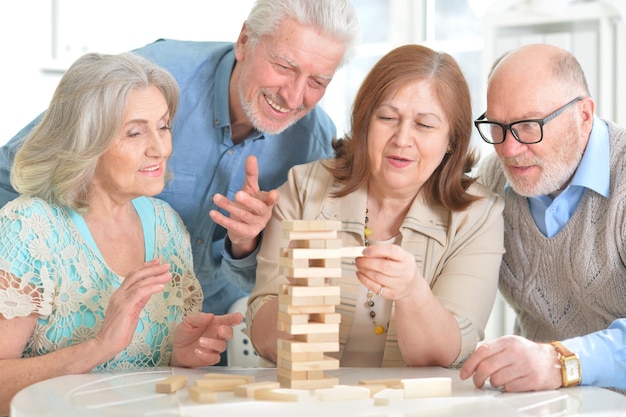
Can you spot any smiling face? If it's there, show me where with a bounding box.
[233,17,345,135]
[91,85,172,202]
[367,79,450,198]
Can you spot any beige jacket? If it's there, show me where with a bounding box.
[247,160,504,367]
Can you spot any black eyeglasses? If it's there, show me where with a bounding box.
[474,97,583,144]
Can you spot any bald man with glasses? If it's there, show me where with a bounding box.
[460,44,626,393]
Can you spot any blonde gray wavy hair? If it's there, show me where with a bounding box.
[11,52,179,213]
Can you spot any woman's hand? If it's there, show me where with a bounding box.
[93,259,172,359]
[170,312,244,368]
[354,244,422,301]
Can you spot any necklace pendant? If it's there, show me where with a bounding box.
[374,325,385,335]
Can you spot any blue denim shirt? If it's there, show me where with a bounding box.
[0,39,336,315]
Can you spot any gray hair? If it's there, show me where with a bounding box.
[11,52,179,213]
[244,0,360,68]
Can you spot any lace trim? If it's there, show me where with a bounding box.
[0,196,202,369]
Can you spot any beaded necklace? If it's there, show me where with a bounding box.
[364,208,386,335]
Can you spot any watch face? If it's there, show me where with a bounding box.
[564,358,580,381]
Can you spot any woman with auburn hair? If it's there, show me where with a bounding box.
[242,44,505,367]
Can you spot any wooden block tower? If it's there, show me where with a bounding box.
[277,220,342,389]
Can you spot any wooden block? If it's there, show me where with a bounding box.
[280,257,341,269]
[254,388,310,402]
[286,285,340,297]
[277,311,310,325]
[279,256,311,268]
[280,247,340,260]
[309,312,341,324]
[277,367,326,381]
[359,378,403,388]
[195,378,249,391]
[401,377,451,399]
[278,322,339,335]
[291,277,326,286]
[155,375,187,393]
[277,355,339,372]
[360,384,389,397]
[188,386,218,403]
[339,246,367,258]
[373,388,405,406]
[284,230,339,241]
[234,381,281,398]
[278,348,325,362]
[279,303,336,314]
[324,294,341,304]
[281,220,341,232]
[201,373,255,383]
[278,375,339,390]
[280,266,342,278]
[278,335,339,352]
[315,385,371,402]
[278,293,325,306]
[292,332,339,343]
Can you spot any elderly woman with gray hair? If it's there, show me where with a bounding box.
[0,52,242,415]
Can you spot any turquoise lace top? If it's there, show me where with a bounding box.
[0,196,202,370]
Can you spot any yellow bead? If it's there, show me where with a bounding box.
[364,226,373,239]
[374,325,385,335]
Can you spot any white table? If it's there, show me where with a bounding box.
[11,366,626,417]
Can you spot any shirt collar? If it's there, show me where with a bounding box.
[569,115,610,197]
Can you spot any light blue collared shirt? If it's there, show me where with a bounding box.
[563,318,626,389]
[523,116,610,237]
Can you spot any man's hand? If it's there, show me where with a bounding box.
[209,155,279,258]
[460,335,562,392]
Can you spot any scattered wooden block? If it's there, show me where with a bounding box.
[360,384,388,397]
[254,388,310,402]
[359,378,403,388]
[195,378,249,391]
[401,377,451,399]
[155,375,187,393]
[234,381,281,398]
[188,386,218,403]
[373,388,405,406]
[315,385,371,402]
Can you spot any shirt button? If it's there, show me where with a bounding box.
[227,149,234,155]
[195,239,203,245]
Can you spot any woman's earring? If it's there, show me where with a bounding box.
[446,145,453,154]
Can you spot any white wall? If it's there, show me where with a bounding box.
[1,0,254,143]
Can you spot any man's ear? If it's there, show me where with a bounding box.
[234,22,249,61]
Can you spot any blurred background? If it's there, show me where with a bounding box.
[1,0,624,339]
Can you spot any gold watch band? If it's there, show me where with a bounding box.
[550,341,581,387]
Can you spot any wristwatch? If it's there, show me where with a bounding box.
[550,341,582,387]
